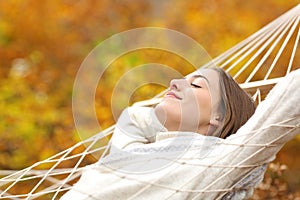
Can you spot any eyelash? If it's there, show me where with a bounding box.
[191,83,202,88]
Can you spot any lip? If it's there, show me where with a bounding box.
[165,91,182,100]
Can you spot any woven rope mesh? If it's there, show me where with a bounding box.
[0,4,299,200]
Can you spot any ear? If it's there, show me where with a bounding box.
[206,116,221,136]
[209,115,221,127]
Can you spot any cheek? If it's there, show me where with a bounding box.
[180,92,211,122]
[195,92,212,118]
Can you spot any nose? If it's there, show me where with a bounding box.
[169,78,188,91]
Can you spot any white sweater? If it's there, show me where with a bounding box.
[61,69,300,200]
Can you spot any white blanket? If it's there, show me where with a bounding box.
[61,69,300,200]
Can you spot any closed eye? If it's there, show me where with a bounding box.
[191,83,202,88]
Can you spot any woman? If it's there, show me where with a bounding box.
[61,68,300,199]
[110,67,256,154]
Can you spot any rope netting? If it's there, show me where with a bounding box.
[0,4,299,200]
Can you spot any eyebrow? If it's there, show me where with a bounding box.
[190,74,210,84]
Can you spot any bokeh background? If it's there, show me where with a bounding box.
[0,0,299,199]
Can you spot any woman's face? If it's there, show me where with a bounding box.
[155,69,221,134]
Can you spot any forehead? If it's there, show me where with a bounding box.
[187,69,220,85]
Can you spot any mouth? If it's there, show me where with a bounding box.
[165,91,182,100]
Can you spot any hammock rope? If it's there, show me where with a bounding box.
[0,4,299,200]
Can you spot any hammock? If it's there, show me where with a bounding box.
[0,4,299,200]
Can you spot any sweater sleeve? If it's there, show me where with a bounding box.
[109,106,166,153]
[203,69,300,198]
[225,68,300,164]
